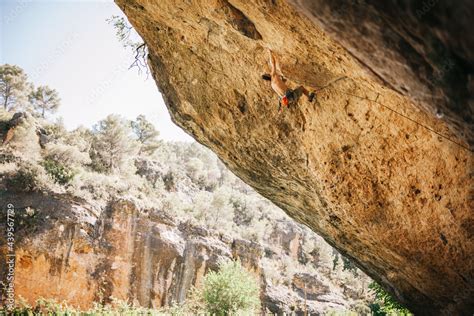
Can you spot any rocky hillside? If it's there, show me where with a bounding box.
[0,111,372,314]
[0,193,368,314]
[116,1,474,314]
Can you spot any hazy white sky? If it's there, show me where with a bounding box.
[0,0,193,141]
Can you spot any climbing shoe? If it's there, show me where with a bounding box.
[308,92,315,102]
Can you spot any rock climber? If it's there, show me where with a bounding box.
[264,49,315,113]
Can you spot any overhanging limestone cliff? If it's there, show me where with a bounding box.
[116,1,473,314]
[289,0,474,147]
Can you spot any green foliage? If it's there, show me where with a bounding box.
[201,260,260,315]
[6,162,42,192]
[90,114,137,173]
[332,252,358,276]
[44,142,91,169]
[107,16,138,50]
[43,120,68,142]
[4,112,42,160]
[29,85,61,118]
[369,282,412,315]
[368,302,386,316]
[325,302,373,315]
[131,114,160,155]
[325,310,358,316]
[42,159,75,185]
[332,251,340,271]
[0,64,31,111]
[231,195,253,226]
[162,170,176,191]
[107,15,148,74]
[341,256,358,277]
[1,297,170,315]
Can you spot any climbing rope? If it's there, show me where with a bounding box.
[314,76,473,153]
[314,76,348,94]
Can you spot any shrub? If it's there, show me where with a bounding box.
[68,127,94,150]
[43,120,68,142]
[325,310,358,316]
[44,142,91,168]
[1,297,165,315]
[42,159,75,185]
[162,170,176,191]
[202,260,260,315]
[6,112,42,160]
[6,162,43,192]
[369,282,412,315]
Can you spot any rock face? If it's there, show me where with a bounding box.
[0,192,365,314]
[116,1,473,314]
[289,0,474,146]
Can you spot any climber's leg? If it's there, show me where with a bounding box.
[293,86,307,100]
[293,86,315,102]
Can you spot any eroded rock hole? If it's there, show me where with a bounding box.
[328,214,341,227]
[439,233,448,245]
[234,89,248,114]
[222,0,262,40]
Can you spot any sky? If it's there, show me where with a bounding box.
[0,0,193,142]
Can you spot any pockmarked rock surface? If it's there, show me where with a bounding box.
[289,0,474,146]
[116,0,473,314]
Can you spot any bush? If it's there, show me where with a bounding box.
[369,282,412,315]
[6,112,42,160]
[6,162,42,192]
[162,170,176,191]
[202,260,260,315]
[44,142,91,168]
[43,121,68,142]
[42,159,75,185]
[1,297,165,315]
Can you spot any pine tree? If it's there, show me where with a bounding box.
[29,86,61,118]
[0,64,31,111]
[91,114,138,173]
[131,114,160,155]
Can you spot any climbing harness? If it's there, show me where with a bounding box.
[278,95,288,112]
[278,89,295,111]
